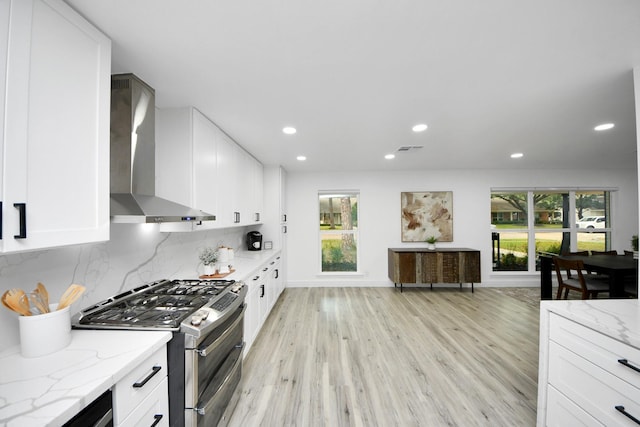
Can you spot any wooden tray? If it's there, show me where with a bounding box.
[199,269,235,279]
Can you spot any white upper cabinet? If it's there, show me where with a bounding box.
[157,107,263,231]
[216,128,264,228]
[215,129,238,227]
[156,107,218,232]
[1,0,110,252]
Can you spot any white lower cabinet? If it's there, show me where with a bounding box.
[546,385,602,427]
[113,346,169,426]
[242,253,283,357]
[539,311,640,426]
[118,377,169,427]
[244,271,263,356]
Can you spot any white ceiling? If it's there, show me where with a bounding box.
[66,0,640,173]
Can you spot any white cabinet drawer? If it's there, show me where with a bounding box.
[549,341,640,426]
[546,385,603,427]
[118,377,169,427]
[113,347,168,424]
[550,314,640,390]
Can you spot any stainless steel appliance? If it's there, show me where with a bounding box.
[73,279,247,427]
[110,73,216,224]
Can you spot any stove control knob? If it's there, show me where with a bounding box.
[198,309,209,320]
[191,315,203,326]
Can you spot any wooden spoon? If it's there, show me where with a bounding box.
[36,282,49,311]
[57,284,85,310]
[2,289,32,316]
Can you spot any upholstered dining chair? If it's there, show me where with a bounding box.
[554,257,610,300]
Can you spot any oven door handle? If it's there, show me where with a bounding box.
[196,304,245,357]
[196,342,244,416]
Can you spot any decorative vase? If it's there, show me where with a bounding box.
[427,243,436,250]
[203,264,215,276]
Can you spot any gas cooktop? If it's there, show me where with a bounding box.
[73,279,240,330]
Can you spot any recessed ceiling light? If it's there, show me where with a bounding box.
[283,126,297,135]
[385,154,395,160]
[412,124,428,132]
[511,153,524,159]
[296,155,306,161]
[594,123,614,131]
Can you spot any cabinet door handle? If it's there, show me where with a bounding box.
[618,358,640,374]
[132,365,161,388]
[255,212,260,222]
[282,214,287,222]
[14,203,26,239]
[275,269,279,279]
[616,405,640,425]
[282,225,287,234]
[150,414,163,427]
[260,284,265,298]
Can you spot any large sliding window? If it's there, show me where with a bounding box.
[491,189,612,272]
[319,192,359,273]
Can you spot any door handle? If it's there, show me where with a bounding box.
[14,203,26,239]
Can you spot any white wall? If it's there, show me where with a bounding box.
[0,225,249,348]
[285,168,638,288]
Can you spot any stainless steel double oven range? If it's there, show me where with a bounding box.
[73,279,247,427]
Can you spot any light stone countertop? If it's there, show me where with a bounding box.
[540,298,640,348]
[0,329,171,427]
[0,249,281,427]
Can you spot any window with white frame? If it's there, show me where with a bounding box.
[490,189,612,272]
[319,191,359,272]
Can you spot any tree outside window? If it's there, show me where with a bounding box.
[319,192,358,272]
[491,189,611,272]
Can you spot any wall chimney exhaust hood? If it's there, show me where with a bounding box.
[110,74,216,223]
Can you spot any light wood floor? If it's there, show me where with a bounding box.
[226,287,541,427]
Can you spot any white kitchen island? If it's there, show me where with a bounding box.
[538,299,640,426]
[0,329,171,427]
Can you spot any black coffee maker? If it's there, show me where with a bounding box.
[246,231,263,251]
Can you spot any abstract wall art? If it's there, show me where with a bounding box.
[401,191,453,242]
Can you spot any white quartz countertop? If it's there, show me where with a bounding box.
[0,249,281,426]
[172,249,282,282]
[0,329,171,427]
[541,299,640,348]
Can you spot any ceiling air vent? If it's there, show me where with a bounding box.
[397,146,424,152]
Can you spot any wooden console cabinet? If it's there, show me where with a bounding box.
[388,248,481,292]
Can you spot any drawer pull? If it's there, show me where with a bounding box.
[615,405,640,425]
[150,414,163,427]
[618,358,640,373]
[133,365,161,388]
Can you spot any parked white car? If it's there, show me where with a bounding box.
[576,216,606,229]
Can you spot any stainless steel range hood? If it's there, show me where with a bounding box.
[110,74,216,223]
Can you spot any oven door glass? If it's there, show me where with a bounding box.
[194,343,244,427]
[185,305,244,427]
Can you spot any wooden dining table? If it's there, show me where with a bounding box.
[539,253,638,299]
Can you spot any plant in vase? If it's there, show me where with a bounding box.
[199,247,218,275]
[632,235,638,258]
[426,236,438,250]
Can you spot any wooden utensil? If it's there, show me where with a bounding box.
[30,282,50,314]
[57,284,85,310]
[2,289,32,316]
[36,282,49,310]
[29,292,48,314]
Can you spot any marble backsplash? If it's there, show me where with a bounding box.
[0,224,253,349]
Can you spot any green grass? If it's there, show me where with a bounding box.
[499,238,604,253]
[493,224,562,229]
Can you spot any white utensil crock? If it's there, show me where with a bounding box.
[19,304,71,358]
